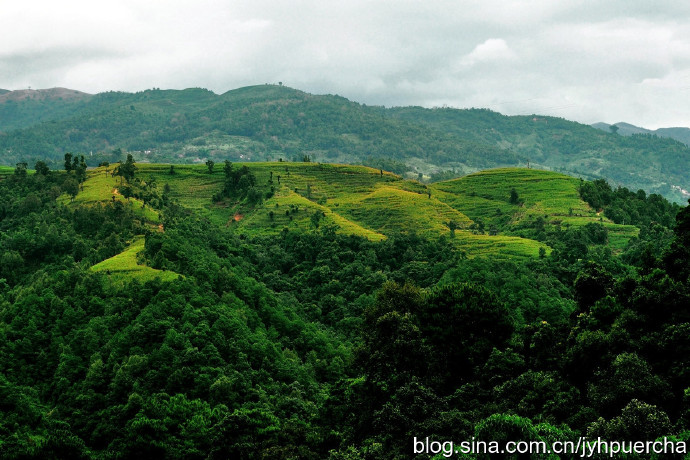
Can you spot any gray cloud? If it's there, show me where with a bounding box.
[1,0,689,128]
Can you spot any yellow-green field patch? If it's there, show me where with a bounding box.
[91,236,180,285]
[236,190,386,241]
[59,167,160,223]
[338,186,473,237]
[431,168,638,251]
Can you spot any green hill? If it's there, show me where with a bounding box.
[2,85,689,202]
[0,88,93,131]
[60,162,649,263]
[33,163,662,290]
[389,107,690,202]
[431,168,638,251]
[656,127,690,145]
[0,85,520,177]
[593,121,690,146]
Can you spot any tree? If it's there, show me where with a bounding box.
[64,178,79,201]
[64,153,73,171]
[609,124,619,134]
[510,188,520,204]
[75,155,87,184]
[246,187,263,205]
[469,218,485,235]
[588,399,672,441]
[664,199,690,282]
[446,220,457,238]
[357,282,429,388]
[115,154,137,185]
[574,261,614,310]
[14,162,28,178]
[310,210,324,228]
[588,353,672,416]
[421,283,515,390]
[34,161,50,176]
[206,159,215,174]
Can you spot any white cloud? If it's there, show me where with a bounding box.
[1,0,689,128]
[455,39,518,71]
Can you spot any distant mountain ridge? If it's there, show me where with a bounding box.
[592,121,690,145]
[1,85,690,202]
[0,88,93,131]
[0,87,91,103]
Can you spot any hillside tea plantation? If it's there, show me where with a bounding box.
[0,155,687,459]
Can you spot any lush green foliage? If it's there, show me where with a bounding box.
[0,86,519,179]
[390,106,690,202]
[580,178,680,227]
[1,163,688,459]
[3,84,689,202]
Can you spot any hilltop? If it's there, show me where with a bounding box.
[58,162,643,263]
[1,84,690,202]
[0,87,91,103]
[0,88,93,131]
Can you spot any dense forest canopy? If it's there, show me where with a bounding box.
[0,158,688,458]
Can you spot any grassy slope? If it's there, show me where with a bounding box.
[58,167,160,222]
[431,168,638,251]
[65,169,167,284]
[74,164,635,271]
[136,162,548,258]
[91,236,180,285]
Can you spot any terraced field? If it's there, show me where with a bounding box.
[0,165,35,176]
[431,168,592,220]
[59,166,160,222]
[337,186,472,235]
[91,236,180,286]
[127,164,543,257]
[431,168,638,250]
[70,163,638,262]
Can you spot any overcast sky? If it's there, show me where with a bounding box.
[2,0,689,128]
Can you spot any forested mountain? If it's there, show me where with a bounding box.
[593,121,690,146]
[0,88,93,131]
[0,86,520,179]
[1,160,688,458]
[1,84,690,202]
[656,127,690,145]
[389,107,690,202]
